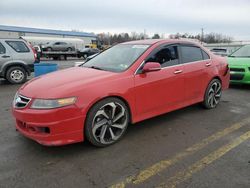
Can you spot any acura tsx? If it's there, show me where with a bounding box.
[12,39,230,147]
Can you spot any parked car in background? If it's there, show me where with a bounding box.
[12,39,229,147]
[228,45,250,84]
[77,48,100,59]
[42,42,75,52]
[0,38,37,84]
[210,48,229,56]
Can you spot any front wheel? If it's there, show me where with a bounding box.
[67,47,72,52]
[202,79,222,109]
[85,98,129,147]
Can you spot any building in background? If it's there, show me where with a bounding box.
[0,25,97,47]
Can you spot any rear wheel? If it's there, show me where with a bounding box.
[6,66,27,84]
[85,98,129,147]
[202,79,222,109]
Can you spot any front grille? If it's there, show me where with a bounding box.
[14,94,31,108]
[230,74,244,81]
[230,68,245,72]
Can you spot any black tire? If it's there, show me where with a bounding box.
[202,79,222,109]
[6,66,27,84]
[47,47,52,51]
[85,97,130,147]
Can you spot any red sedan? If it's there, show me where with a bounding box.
[12,39,230,147]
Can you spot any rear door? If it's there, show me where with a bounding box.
[134,44,185,119]
[179,44,210,102]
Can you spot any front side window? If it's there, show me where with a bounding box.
[180,46,203,63]
[229,45,250,58]
[6,41,29,53]
[83,44,149,72]
[145,45,179,68]
[0,43,6,54]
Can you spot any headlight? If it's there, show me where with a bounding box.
[31,97,76,109]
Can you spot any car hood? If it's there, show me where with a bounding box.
[227,57,250,67]
[19,67,118,98]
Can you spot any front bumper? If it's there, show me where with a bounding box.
[12,105,85,146]
[229,66,250,84]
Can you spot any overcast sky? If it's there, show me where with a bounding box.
[0,0,250,40]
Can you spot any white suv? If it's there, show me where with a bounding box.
[0,39,37,84]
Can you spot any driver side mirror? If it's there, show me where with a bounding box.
[142,62,161,73]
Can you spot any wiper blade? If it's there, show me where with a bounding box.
[86,66,105,70]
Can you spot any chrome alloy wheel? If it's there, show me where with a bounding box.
[92,102,128,145]
[207,81,222,108]
[10,70,24,82]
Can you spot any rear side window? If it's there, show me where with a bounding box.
[0,43,6,54]
[202,50,210,60]
[180,46,203,63]
[6,41,30,53]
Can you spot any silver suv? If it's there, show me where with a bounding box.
[0,39,36,84]
[42,42,75,52]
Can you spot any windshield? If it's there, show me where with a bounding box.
[82,44,149,72]
[230,45,250,57]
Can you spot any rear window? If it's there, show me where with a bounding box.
[180,46,203,63]
[6,41,30,53]
[0,43,6,54]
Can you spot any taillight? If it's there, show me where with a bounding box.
[28,43,37,60]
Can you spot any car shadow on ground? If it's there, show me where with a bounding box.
[0,78,33,86]
[0,79,10,85]
[229,84,250,90]
[15,103,204,157]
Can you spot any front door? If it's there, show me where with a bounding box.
[134,45,185,120]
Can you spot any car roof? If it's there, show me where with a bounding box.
[122,39,200,46]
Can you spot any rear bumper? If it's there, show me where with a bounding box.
[12,106,86,146]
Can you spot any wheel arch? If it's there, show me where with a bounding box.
[2,62,31,77]
[83,95,133,126]
[203,76,222,100]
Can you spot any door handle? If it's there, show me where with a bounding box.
[205,62,211,67]
[2,55,10,58]
[174,70,183,74]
